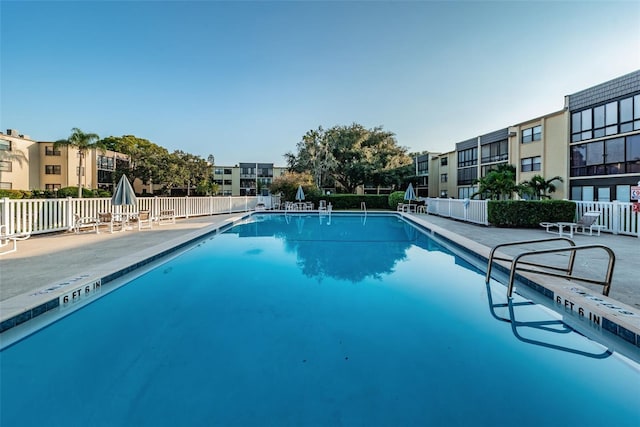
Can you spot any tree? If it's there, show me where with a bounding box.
[101,135,170,195]
[270,171,317,201]
[520,175,564,200]
[54,128,104,198]
[471,163,520,200]
[286,123,412,193]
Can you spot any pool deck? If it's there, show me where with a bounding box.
[1,211,639,346]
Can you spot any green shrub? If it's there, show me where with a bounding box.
[388,191,405,209]
[488,200,576,228]
[0,189,29,199]
[57,187,96,198]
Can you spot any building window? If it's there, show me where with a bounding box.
[481,140,508,163]
[457,167,477,185]
[522,125,542,143]
[0,139,11,151]
[97,155,114,169]
[45,146,61,156]
[570,134,638,176]
[76,166,85,177]
[627,134,640,173]
[0,182,11,189]
[214,168,224,175]
[45,165,62,175]
[0,161,12,172]
[520,156,541,172]
[417,159,429,175]
[45,184,61,190]
[224,168,232,174]
[440,173,448,183]
[440,157,448,166]
[457,147,477,167]
[571,94,640,142]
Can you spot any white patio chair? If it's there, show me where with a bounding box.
[0,224,31,255]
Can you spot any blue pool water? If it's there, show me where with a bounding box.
[1,214,639,426]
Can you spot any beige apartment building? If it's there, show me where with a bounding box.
[0,130,39,191]
[508,109,569,200]
[427,151,457,198]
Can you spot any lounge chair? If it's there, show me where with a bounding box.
[97,212,126,233]
[0,224,31,255]
[74,214,100,234]
[137,210,153,230]
[540,211,603,238]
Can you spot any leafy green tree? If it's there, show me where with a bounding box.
[54,128,104,198]
[270,171,317,201]
[101,135,170,195]
[520,175,564,200]
[286,123,412,193]
[471,163,520,200]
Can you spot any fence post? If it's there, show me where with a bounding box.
[612,200,619,235]
[67,197,74,230]
[1,197,9,233]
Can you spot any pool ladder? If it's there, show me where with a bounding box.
[485,237,615,298]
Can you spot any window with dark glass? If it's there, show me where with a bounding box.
[417,159,428,174]
[521,125,541,143]
[457,167,477,185]
[45,146,61,156]
[627,134,640,173]
[45,165,61,175]
[457,148,477,167]
[440,157,447,166]
[224,169,232,174]
[520,156,541,172]
[440,173,447,183]
[481,140,508,163]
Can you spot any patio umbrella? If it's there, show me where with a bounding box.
[295,185,305,202]
[404,183,416,203]
[112,174,137,206]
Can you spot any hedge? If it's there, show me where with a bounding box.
[488,200,576,228]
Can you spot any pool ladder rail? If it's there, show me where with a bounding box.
[485,237,616,298]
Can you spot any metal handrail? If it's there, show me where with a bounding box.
[486,238,616,298]
[485,237,576,284]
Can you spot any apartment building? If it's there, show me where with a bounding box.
[428,151,457,198]
[566,70,640,202]
[0,130,38,190]
[38,141,130,193]
[508,109,569,200]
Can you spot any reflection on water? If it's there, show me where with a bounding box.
[230,214,450,283]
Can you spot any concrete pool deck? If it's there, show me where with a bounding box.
[1,211,639,347]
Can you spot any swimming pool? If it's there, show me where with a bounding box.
[1,213,639,426]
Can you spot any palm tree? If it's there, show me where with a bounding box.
[521,175,564,200]
[54,128,103,198]
[471,163,520,200]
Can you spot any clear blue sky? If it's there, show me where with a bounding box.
[2,0,639,166]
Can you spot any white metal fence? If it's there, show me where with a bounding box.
[425,197,639,237]
[0,195,280,236]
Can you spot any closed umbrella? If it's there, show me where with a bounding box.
[295,185,305,202]
[404,183,416,203]
[112,174,137,206]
